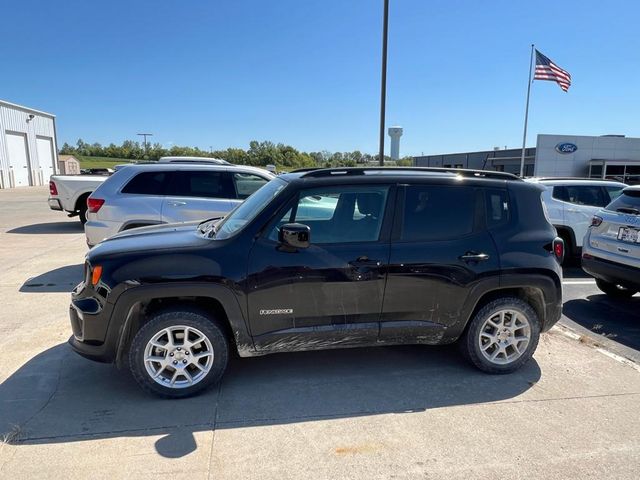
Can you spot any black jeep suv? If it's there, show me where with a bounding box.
[69,167,563,397]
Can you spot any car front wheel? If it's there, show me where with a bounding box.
[128,308,229,398]
[461,297,540,374]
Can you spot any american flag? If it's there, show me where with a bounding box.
[534,50,571,92]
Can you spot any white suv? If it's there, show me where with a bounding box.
[527,178,626,260]
[583,185,640,298]
[84,163,274,246]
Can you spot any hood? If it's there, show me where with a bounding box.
[88,221,212,258]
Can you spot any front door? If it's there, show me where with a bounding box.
[381,184,501,342]
[247,184,394,351]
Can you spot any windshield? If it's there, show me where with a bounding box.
[213,178,287,239]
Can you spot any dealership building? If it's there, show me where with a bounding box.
[414,134,640,184]
[0,100,58,189]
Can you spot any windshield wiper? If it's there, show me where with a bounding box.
[616,207,640,215]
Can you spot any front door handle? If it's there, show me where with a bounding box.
[459,252,490,262]
[168,201,187,207]
[350,256,381,267]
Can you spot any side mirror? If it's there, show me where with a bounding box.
[279,223,310,249]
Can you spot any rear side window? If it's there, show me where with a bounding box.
[167,171,235,199]
[606,189,640,213]
[605,186,625,203]
[485,189,509,227]
[401,185,475,241]
[552,185,608,207]
[121,172,167,195]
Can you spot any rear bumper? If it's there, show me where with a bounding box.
[48,198,62,210]
[85,219,120,247]
[582,255,640,290]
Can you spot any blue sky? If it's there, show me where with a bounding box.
[2,0,639,156]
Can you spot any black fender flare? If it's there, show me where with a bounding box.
[111,283,256,367]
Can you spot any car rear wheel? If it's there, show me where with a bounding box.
[461,297,540,374]
[595,279,637,299]
[129,308,229,398]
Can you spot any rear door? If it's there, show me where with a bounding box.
[162,170,235,223]
[380,183,501,342]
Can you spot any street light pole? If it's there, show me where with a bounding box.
[378,0,390,166]
[137,133,153,156]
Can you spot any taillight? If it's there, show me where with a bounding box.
[591,215,603,227]
[553,237,564,262]
[87,197,105,213]
[49,181,58,196]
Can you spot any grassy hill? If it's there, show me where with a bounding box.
[77,156,134,169]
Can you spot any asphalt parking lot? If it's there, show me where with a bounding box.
[1,187,639,480]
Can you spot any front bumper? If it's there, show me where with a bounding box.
[48,198,62,210]
[68,282,117,363]
[582,255,640,290]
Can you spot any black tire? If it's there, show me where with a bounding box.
[595,279,637,299]
[128,308,229,398]
[78,203,88,225]
[557,230,575,266]
[461,297,540,374]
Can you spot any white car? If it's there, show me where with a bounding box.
[526,178,626,260]
[583,185,640,297]
[48,173,111,224]
[84,163,274,246]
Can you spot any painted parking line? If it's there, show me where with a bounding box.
[562,279,596,285]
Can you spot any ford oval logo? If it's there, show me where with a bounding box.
[555,142,578,154]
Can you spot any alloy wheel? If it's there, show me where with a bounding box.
[478,309,531,365]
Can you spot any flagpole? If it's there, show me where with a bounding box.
[519,44,535,177]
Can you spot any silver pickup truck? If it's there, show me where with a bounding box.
[48,173,111,224]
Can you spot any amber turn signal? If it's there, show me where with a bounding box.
[91,265,103,286]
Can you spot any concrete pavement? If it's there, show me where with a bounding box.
[1,187,639,479]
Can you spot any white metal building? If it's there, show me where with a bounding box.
[0,100,58,189]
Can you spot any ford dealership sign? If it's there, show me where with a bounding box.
[555,142,578,154]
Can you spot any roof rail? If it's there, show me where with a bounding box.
[529,176,624,182]
[294,167,521,181]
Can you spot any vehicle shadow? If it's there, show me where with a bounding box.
[7,222,83,234]
[0,342,541,459]
[563,294,640,351]
[19,264,84,293]
[562,266,591,279]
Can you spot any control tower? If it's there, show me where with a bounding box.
[388,126,403,160]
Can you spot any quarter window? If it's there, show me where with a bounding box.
[401,185,475,241]
[121,172,167,195]
[486,189,509,227]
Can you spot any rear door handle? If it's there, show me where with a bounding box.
[167,201,187,207]
[459,252,490,262]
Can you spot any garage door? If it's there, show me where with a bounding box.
[37,136,55,180]
[5,132,30,187]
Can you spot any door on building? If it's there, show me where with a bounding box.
[5,132,30,187]
[36,136,55,181]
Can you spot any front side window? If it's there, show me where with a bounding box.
[605,186,625,203]
[233,173,270,199]
[167,171,235,199]
[121,171,167,195]
[401,185,475,241]
[268,185,389,244]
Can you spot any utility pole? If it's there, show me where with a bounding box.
[378,0,390,166]
[137,133,153,156]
